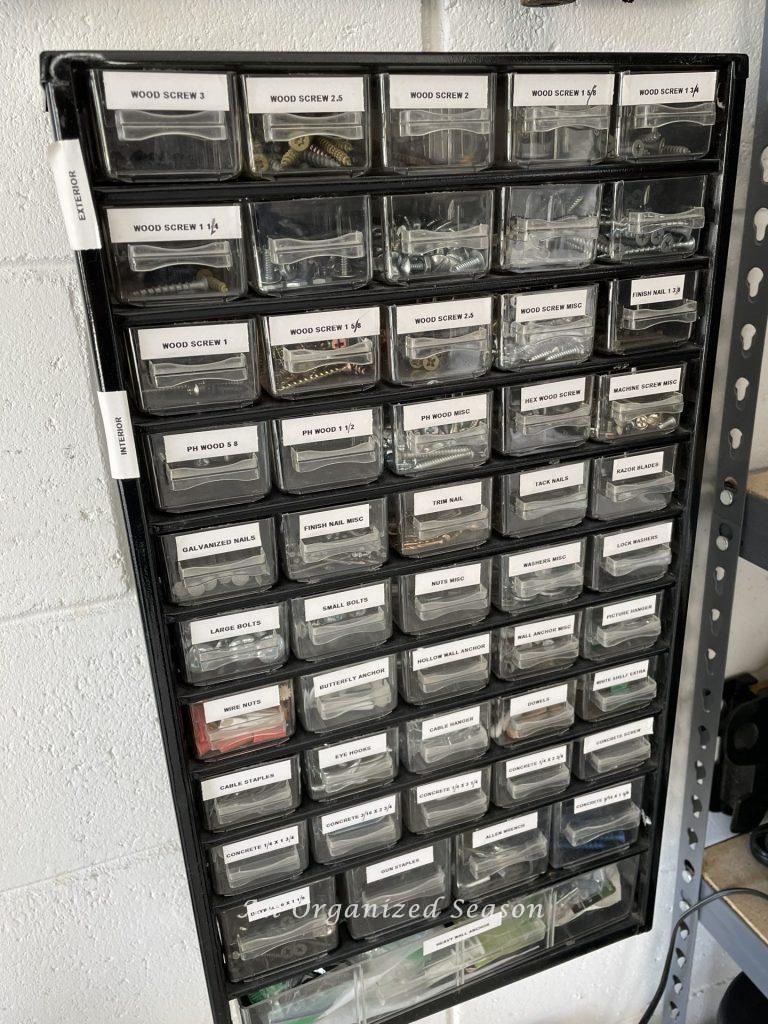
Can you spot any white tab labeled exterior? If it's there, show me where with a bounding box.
[397,296,493,335]
[472,812,538,848]
[519,462,585,497]
[48,140,101,250]
[505,683,569,716]
[312,658,390,697]
[389,74,489,110]
[103,71,230,111]
[320,795,396,835]
[201,758,293,801]
[582,717,654,754]
[507,541,582,578]
[602,594,658,626]
[414,562,482,596]
[403,394,487,432]
[421,706,481,739]
[520,377,586,412]
[413,481,483,517]
[506,745,568,777]
[416,770,482,804]
[573,782,633,814]
[609,367,682,400]
[412,633,490,671]
[299,504,370,540]
[202,685,281,725]
[222,825,299,865]
[247,886,310,922]
[513,73,614,107]
[630,275,686,306]
[366,846,433,883]
[106,205,242,244]
[611,450,665,482]
[175,521,262,561]
[303,583,385,623]
[514,614,575,646]
[190,605,280,645]
[593,660,651,692]
[423,913,503,956]
[164,424,260,464]
[96,391,139,479]
[316,732,389,769]
[603,521,673,558]
[246,75,365,113]
[281,409,373,447]
[620,70,718,106]
[515,288,590,323]
[268,306,379,347]
[138,321,250,361]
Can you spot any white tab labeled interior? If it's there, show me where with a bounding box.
[190,604,280,646]
[573,782,633,814]
[514,614,575,646]
[630,275,686,306]
[602,594,658,626]
[396,296,493,335]
[411,633,490,671]
[519,461,585,497]
[312,658,390,697]
[202,685,281,724]
[593,659,650,692]
[416,770,482,804]
[620,70,717,106]
[421,706,481,739]
[48,139,101,250]
[582,717,654,754]
[267,306,379,347]
[515,288,590,323]
[472,812,538,848]
[103,71,230,111]
[505,683,569,716]
[507,541,582,578]
[316,732,389,769]
[609,367,682,400]
[506,745,568,777]
[414,562,482,596]
[320,795,397,835]
[246,75,365,113]
[106,205,242,244]
[200,758,292,801]
[513,73,614,107]
[175,521,262,561]
[299,503,370,540]
[281,409,373,447]
[389,74,489,110]
[403,394,487,432]
[611,450,665,482]
[164,424,260,464]
[138,321,250,361]
[96,391,140,479]
[366,846,433,883]
[303,582,385,622]
[520,377,586,412]
[247,886,310,922]
[603,521,673,558]
[413,481,483,517]
[222,825,299,865]
[423,913,503,956]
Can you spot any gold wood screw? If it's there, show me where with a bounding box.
[316,137,352,166]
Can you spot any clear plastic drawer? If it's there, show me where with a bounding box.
[598,176,707,263]
[493,461,589,539]
[209,819,309,896]
[180,602,289,685]
[497,285,597,370]
[493,539,585,616]
[589,446,678,521]
[310,792,402,865]
[200,754,301,833]
[614,70,717,161]
[400,702,491,774]
[492,744,572,809]
[405,767,492,835]
[493,613,582,682]
[297,655,398,735]
[593,366,685,442]
[490,681,576,746]
[573,717,655,780]
[496,183,602,272]
[290,581,392,662]
[190,680,294,760]
[551,778,644,868]
[587,521,674,592]
[552,856,640,945]
[454,806,552,899]
[280,497,388,583]
[390,478,492,559]
[576,657,659,723]
[303,727,399,802]
[388,393,491,476]
[400,631,491,706]
[393,558,492,636]
[602,272,700,354]
[582,592,664,662]
[494,377,593,456]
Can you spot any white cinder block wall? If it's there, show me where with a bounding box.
[1,2,766,1022]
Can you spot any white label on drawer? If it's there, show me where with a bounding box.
[281,409,373,447]
[413,481,483,517]
[593,659,650,692]
[222,825,299,864]
[303,582,385,622]
[412,633,490,670]
[138,321,250,360]
[366,846,434,883]
[620,70,717,106]
[472,812,538,848]
[267,306,379,347]
[573,782,633,814]
[298,503,370,540]
[602,594,658,626]
[316,731,389,769]
[103,71,230,111]
[518,461,585,497]
[609,367,682,400]
[421,705,481,739]
[582,717,654,754]
[320,795,397,835]
[402,393,487,431]
[505,683,569,716]
[630,275,686,307]
[603,521,673,558]
[520,376,587,412]
[247,886,310,922]
[513,614,575,646]
[513,73,614,108]
[396,296,493,335]
[506,745,568,778]
[246,75,365,113]
[414,561,483,596]
[175,521,262,561]
[313,658,390,696]
[416,770,482,804]
[423,913,503,955]
[203,684,281,724]
[515,288,590,323]
[48,140,101,251]
[389,74,489,110]
[507,541,582,578]
[200,758,293,801]
[163,424,260,463]
[96,391,140,479]
[611,450,665,482]
[189,604,280,646]
[106,205,242,243]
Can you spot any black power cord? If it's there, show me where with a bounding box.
[638,886,768,1024]
[749,824,768,868]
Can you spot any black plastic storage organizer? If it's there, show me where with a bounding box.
[41,50,746,1024]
